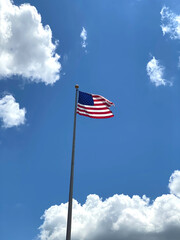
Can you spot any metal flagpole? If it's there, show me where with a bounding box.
[66,84,79,240]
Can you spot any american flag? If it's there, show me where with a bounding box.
[77,91,114,119]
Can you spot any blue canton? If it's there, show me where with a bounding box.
[78,91,94,106]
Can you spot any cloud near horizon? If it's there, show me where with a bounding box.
[0,0,61,85]
[169,170,180,198]
[39,170,180,240]
[0,95,26,128]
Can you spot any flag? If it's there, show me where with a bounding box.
[77,91,114,119]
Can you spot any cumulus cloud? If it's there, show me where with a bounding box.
[39,170,180,240]
[0,95,26,128]
[0,0,61,84]
[146,57,171,87]
[80,27,87,48]
[169,170,180,197]
[160,6,180,39]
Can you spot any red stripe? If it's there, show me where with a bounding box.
[93,103,111,106]
[93,99,106,102]
[77,112,114,119]
[77,108,112,115]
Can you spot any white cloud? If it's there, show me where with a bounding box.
[0,0,61,85]
[0,95,26,128]
[80,27,87,48]
[169,170,180,198]
[146,57,171,87]
[160,6,180,40]
[39,170,180,240]
[160,7,180,72]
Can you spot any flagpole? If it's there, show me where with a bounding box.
[66,84,79,240]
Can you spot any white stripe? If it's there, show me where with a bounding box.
[93,100,111,104]
[77,110,113,117]
[94,102,112,107]
[77,106,110,113]
[78,103,108,109]
[92,96,104,100]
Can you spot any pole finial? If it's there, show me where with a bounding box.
[75,84,79,89]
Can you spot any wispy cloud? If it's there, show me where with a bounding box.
[80,27,87,48]
[0,0,61,85]
[160,6,180,39]
[0,95,26,128]
[160,7,180,73]
[39,170,180,240]
[146,57,171,87]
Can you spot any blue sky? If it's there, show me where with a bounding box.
[1,0,180,240]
